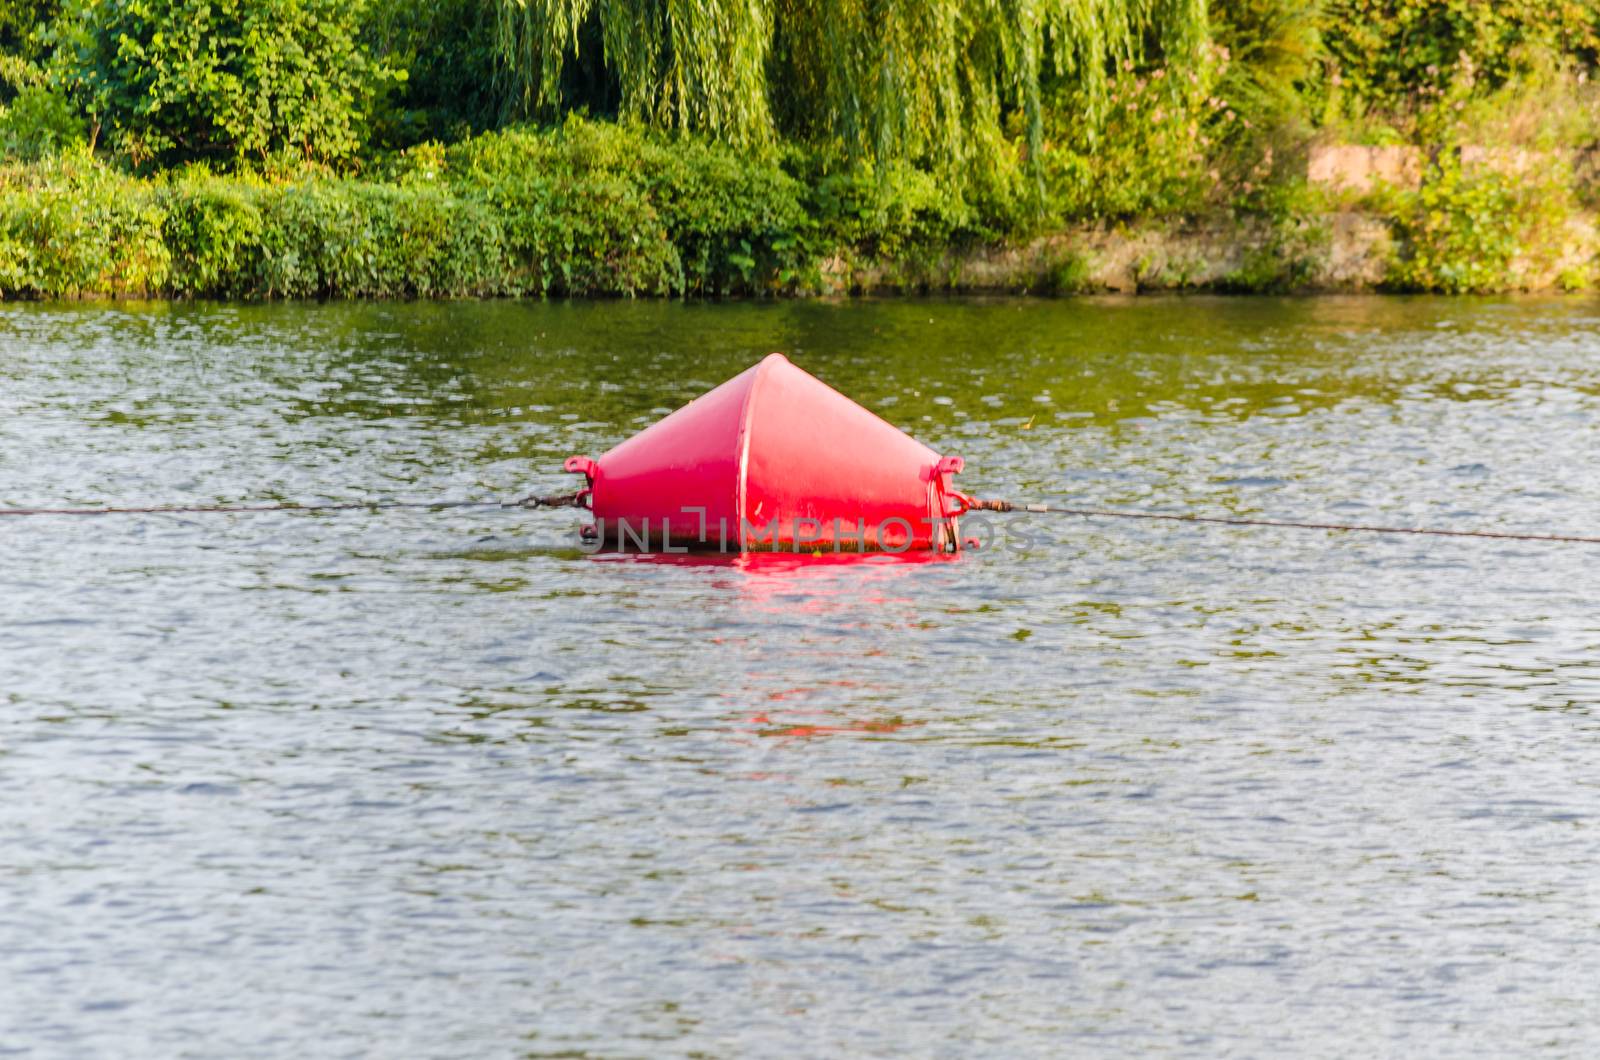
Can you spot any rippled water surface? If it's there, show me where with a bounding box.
[3,296,1600,1057]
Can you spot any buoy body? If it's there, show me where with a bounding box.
[566,354,966,552]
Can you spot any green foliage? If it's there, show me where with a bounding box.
[495,0,773,147]
[1037,56,1223,220]
[772,0,1205,173]
[447,118,811,294]
[0,0,59,79]
[1221,177,1331,291]
[1381,154,1572,293]
[160,174,512,298]
[10,0,1600,301]
[0,120,819,299]
[1211,0,1321,124]
[491,0,1209,191]
[0,86,87,158]
[156,175,266,296]
[0,13,52,121]
[253,182,509,297]
[1382,163,1520,292]
[647,134,814,290]
[1321,0,1600,119]
[1042,245,1095,293]
[446,127,680,295]
[1445,57,1600,154]
[57,0,401,167]
[1557,263,1592,291]
[365,0,502,144]
[810,165,964,261]
[0,154,516,299]
[0,150,167,294]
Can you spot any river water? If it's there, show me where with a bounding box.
[2,296,1598,1057]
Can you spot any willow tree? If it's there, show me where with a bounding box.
[495,0,774,143]
[494,0,1208,173]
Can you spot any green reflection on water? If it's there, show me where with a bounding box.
[17,294,1597,448]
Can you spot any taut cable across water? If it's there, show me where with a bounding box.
[962,497,1600,545]
[2,489,1595,546]
[0,492,584,517]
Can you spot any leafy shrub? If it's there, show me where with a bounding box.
[806,161,986,265]
[157,175,265,296]
[379,141,449,187]
[644,137,814,292]
[0,151,167,295]
[1037,53,1227,221]
[253,181,509,298]
[1381,154,1571,293]
[0,121,823,300]
[1321,1,1600,119]
[0,1,59,80]
[445,131,679,295]
[0,86,87,158]
[57,0,401,167]
[0,155,519,299]
[345,184,508,297]
[447,118,811,294]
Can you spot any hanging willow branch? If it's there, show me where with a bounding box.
[493,0,1207,170]
[494,0,772,144]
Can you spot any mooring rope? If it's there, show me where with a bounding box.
[0,492,584,518]
[962,498,1600,545]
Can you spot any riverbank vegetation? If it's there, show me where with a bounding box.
[2,0,1599,298]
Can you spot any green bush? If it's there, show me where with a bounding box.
[340,184,508,298]
[0,1,59,82]
[0,151,166,295]
[1381,154,1570,293]
[253,181,509,298]
[1037,54,1226,222]
[0,156,519,299]
[644,137,814,292]
[446,130,679,295]
[157,176,265,296]
[0,121,826,300]
[57,0,400,167]
[447,118,811,295]
[363,0,501,145]
[0,85,87,158]
[1321,0,1600,119]
[806,161,986,265]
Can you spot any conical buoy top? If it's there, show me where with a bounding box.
[566,353,965,551]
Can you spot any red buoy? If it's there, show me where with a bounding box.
[565,353,967,552]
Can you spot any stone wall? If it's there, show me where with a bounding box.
[823,210,1597,295]
[1308,145,1423,194]
[1308,144,1600,193]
